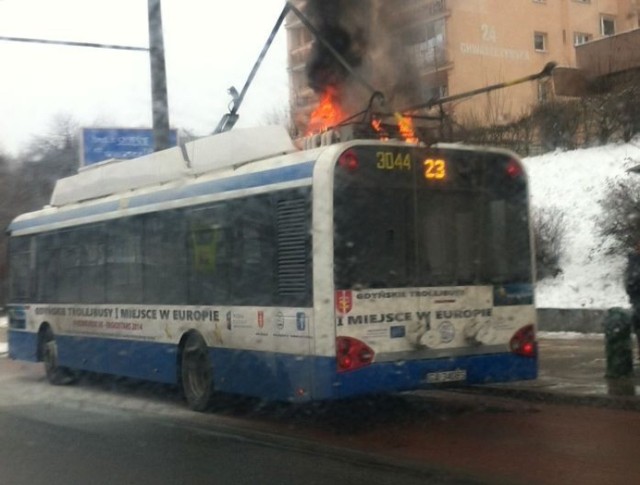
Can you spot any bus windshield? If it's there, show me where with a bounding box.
[334,146,532,290]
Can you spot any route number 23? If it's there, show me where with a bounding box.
[423,158,446,180]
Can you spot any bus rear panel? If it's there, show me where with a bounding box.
[327,144,536,398]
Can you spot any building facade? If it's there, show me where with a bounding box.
[286,0,640,133]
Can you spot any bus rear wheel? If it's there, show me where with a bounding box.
[181,332,215,412]
[41,327,75,385]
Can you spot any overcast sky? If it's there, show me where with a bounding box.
[0,0,289,155]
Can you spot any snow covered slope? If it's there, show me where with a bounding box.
[523,141,640,309]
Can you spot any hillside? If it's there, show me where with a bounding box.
[524,141,640,309]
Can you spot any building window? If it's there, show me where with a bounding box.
[573,0,590,4]
[532,0,546,4]
[601,16,616,36]
[534,32,547,51]
[573,32,592,45]
[405,18,446,70]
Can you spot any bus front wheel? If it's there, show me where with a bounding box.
[181,332,215,412]
[41,327,75,385]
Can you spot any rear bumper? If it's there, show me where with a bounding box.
[321,351,538,400]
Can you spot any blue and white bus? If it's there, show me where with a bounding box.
[7,125,537,411]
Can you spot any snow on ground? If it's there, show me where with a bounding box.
[538,331,603,340]
[524,140,640,309]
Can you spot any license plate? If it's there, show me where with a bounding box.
[426,369,467,384]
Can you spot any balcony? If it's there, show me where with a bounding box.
[409,43,449,72]
[576,28,640,78]
[397,0,447,19]
[289,42,312,68]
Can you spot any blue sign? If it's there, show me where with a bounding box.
[81,128,178,166]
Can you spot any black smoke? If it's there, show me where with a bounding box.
[302,0,424,119]
[305,0,369,93]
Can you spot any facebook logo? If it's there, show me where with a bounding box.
[296,313,307,331]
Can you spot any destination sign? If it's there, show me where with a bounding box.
[374,150,448,181]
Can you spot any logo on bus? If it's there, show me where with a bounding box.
[335,290,353,315]
[438,321,456,343]
[296,312,307,331]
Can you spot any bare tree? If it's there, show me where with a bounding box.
[16,113,81,212]
[261,105,296,138]
[597,176,640,255]
[533,206,567,280]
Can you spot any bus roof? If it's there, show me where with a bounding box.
[9,126,327,236]
[52,125,298,207]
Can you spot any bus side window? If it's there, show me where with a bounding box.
[143,212,187,304]
[78,226,106,304]
[9,236,36,303]
[106,218,143,304]
[187,205,231,305]
[235,196,276,305]
[190,225,221,273]
[36,233,59,303]
[57,242,82,302]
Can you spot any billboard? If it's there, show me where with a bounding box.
[80,128,178,166]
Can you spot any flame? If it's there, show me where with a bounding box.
[372,114,419,143]
[370,118,389,141]
[394,113,419,144]
[306,87,346,135]
[305,87,420,144]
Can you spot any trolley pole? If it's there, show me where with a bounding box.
[148,0,171,152]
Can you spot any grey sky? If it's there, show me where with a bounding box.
[0,0,289,154]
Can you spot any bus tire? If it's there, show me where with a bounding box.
[181,332,215,412]
[41,327,76,385]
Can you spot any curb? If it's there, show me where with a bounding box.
[459,384,640,412]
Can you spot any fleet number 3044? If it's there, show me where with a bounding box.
[375,151,447,180]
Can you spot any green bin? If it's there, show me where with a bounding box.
[603,308,633,379]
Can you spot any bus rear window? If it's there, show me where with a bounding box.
[334,147,531,289]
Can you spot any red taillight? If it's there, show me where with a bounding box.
[510,324,537,357]
[506,159,524,179]
[336,336,375,372]
[338,150,359,172]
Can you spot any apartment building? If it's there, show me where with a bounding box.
[287,0,640,133]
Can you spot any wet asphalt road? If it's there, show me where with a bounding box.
[2,357,640,485]
[0,358,475,485]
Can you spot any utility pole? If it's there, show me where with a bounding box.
[148,0,171,152]
[2,4,169,153]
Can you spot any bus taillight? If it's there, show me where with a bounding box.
[338,150,360,172]
[506,159,524,179]
[336,336,374,372]
[509,324,537,357]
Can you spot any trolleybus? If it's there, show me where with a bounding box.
[7,125,537,410]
